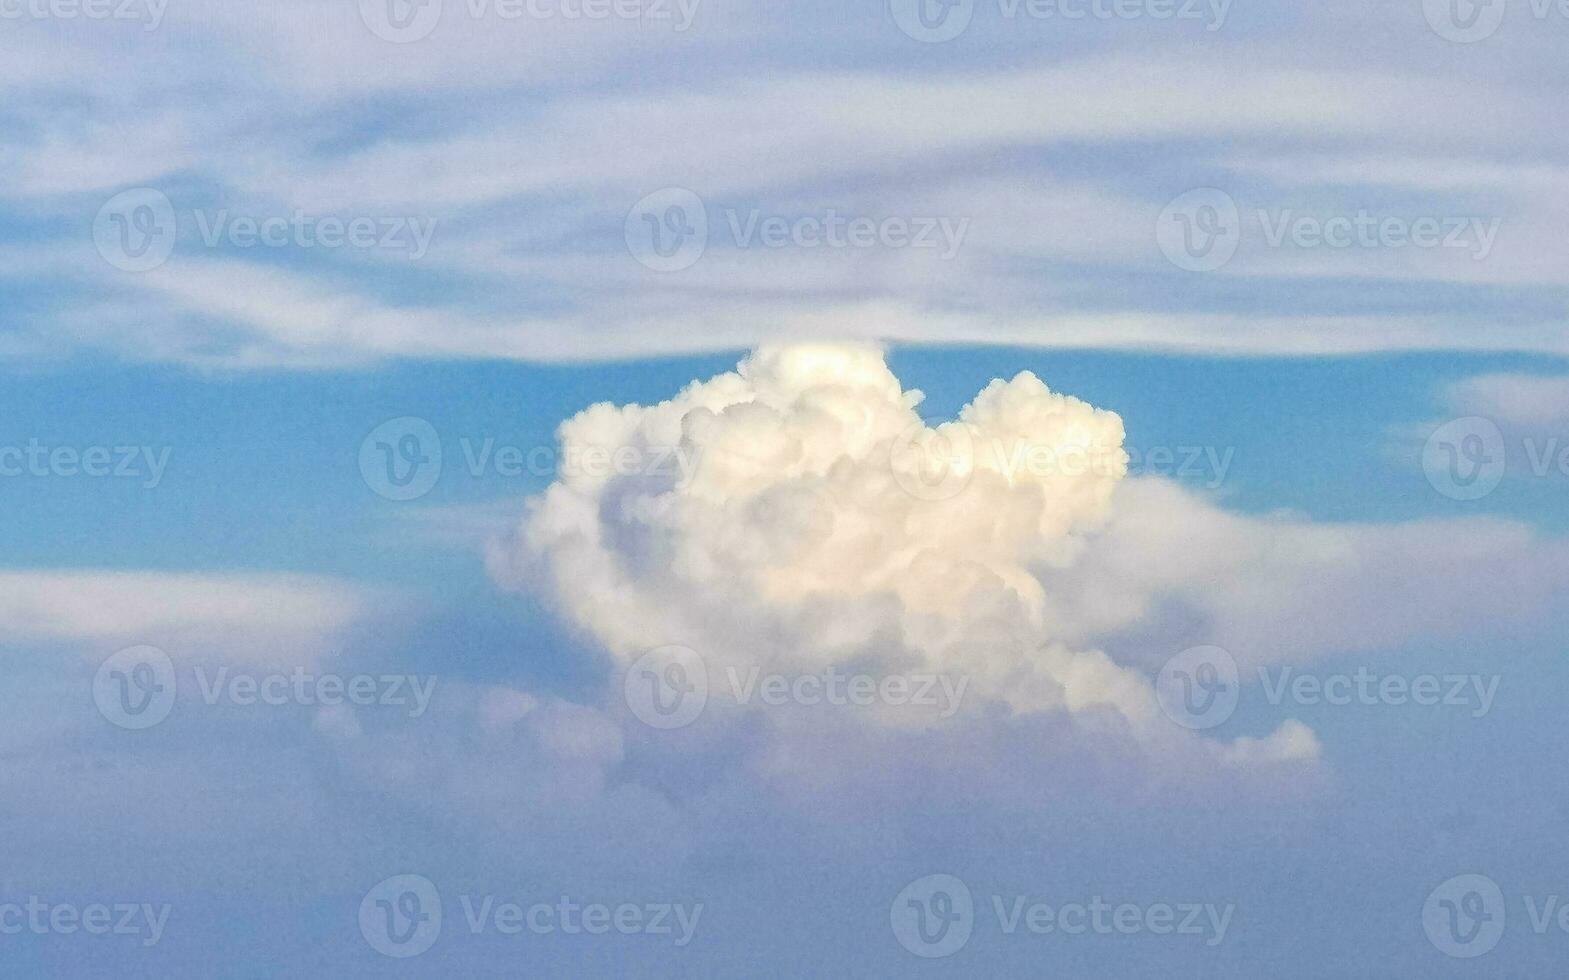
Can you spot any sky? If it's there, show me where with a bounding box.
[3,0,1569,976]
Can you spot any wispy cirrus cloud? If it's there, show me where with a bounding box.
[4,2,1569,368]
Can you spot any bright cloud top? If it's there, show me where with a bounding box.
[494,342,1313,762]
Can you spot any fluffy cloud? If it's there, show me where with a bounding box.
[491,343,1313,763]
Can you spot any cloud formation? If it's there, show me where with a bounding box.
[0,569,375,665]
[1034,477,1569,667]
[5,2,1569,367]
[493,343,1314,763]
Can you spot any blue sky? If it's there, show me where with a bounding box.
[5,0,1569,976]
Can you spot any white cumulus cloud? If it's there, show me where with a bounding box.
[491,342,1314,762]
